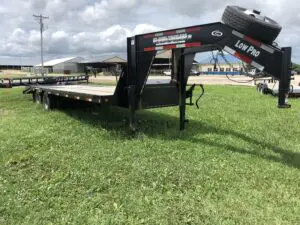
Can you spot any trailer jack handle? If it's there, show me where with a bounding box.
[185,84,205,109]
[195,84,205,109]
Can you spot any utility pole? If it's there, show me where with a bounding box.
[33,14,49,76]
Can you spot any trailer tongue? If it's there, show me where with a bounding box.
[24,6,292,131]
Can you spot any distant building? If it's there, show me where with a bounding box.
[151,50,198,74]
[82,55,126,67]
[0,64,33,70]
[35,56,84,74]
[197,54,243,75]
[81,55,127,75]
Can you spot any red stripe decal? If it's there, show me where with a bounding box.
[234,52,252,64]
[244,36,261,47]
[144,47,156,51]
[164,31,177,36]
[186,27,201,32]
[164,44,177,49]
[185,42,201,47]
[144,34,155,39]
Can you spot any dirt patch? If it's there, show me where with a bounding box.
[0,109,13,116]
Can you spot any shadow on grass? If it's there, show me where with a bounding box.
[61,102,300,169]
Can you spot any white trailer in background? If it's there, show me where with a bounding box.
[257,82,300,97]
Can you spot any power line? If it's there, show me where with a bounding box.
[33,14,49,76]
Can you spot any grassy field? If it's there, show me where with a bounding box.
[0,86,300,224]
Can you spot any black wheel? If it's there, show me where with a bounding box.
[43,93,56,110]
[222,5,281,43]
[260,83,268,95]
[32,91,42,104]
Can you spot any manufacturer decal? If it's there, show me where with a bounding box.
[153,33,192,46]
[211,30,223,37]
[234,40,261,57]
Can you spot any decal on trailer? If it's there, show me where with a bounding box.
[211,30,223,37]
[234,40,261,57]
[153,33,192,46]
[142,26,202,51]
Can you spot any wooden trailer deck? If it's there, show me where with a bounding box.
[36,85,116,96]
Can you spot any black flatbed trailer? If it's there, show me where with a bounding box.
[24,17,293,130]
[1,75,89,88]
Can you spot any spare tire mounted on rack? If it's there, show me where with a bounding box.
[222,5,282,44]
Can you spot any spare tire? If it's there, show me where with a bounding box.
[222,5,281,44]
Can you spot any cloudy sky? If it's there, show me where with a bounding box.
[0,0,300,65]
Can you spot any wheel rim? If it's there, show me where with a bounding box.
[240,8,278,25]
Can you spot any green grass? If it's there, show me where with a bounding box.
[0,86,300,224]
[0,74,26,79]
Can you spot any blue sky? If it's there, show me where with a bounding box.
[0,0,299,65]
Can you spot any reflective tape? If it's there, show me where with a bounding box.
[223,46,265,71]
[251,61,265,71]
[223,46,236,55]
[260,44,275,54]
[155,32,164,37]
[176,29,186,34]
[232,30,244,39]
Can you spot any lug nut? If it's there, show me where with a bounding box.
[253,9,261,15]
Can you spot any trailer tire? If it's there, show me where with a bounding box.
[260,83,268,95]
[43,93,55,110]
[33,91,42,104]
[256,84,261,93]
[222,5,281,43]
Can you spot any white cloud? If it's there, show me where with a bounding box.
[80,1,109,24]
[52,31,68,40]
[133,24,162,35]
[0,0,300,64]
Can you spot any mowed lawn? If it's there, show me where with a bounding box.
[0,86,300,224]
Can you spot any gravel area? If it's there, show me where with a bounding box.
[89,75,300,86]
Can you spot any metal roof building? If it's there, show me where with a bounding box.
[83,55,126,64]
[35,56,84,73]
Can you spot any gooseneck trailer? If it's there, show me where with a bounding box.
[24,6,293,130]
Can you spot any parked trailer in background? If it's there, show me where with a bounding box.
[257,82,300,97]
[0,75,89,88]
[24,6,293,130]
